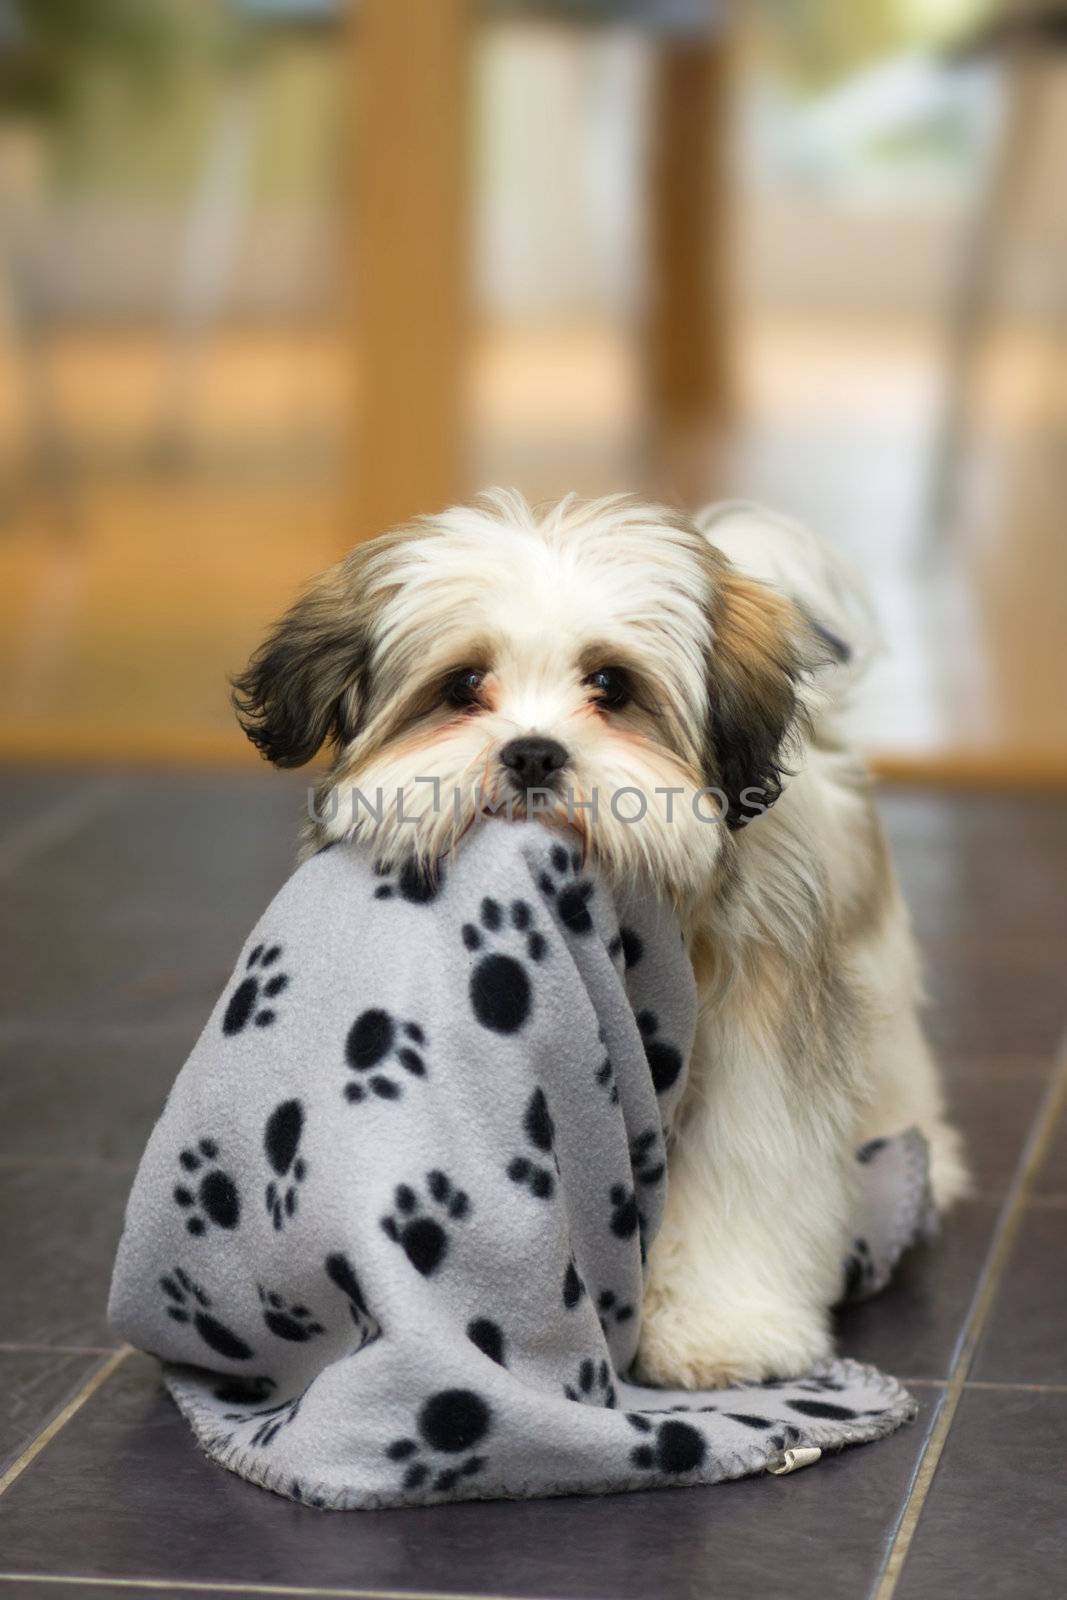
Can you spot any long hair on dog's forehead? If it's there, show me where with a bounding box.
[234,491,820,900]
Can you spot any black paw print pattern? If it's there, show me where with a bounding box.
[344,1009,428,1103]
[607,926,644,970]
[373,858,444,904]
[597,1288,635,1333]
[711,1410,806,1453]
[288,1480,327,1508]
[466,1318,508,1367]
[462,897,546,1034]
[380,1170,471,1276]
[236,1393,304,1448]
[787,1396,860,1421]
[759,1375,845,1395]
[594,1025,619,1104]
[324,1252,379,1348]
[564,1357,617,1408]
[630,1127,666,1189]
[749,1375,871,1427]
[627,1413,707,1476]
[562,1258,586,1310]
[506,1087,557,1200]
[173,1139,240,1236]
[222,943,289,1036]
[719,1410,770,1429]
[385,1388,493,1495]
[264,1100,308,1230]
[637,1010,684,1096]
[842,1236,877,1301]
[537,842,596,935]
[160,1266,254,1361]
[608,1182,639,1239]
[257,1286,324,1343]
[213,1374,275,1406]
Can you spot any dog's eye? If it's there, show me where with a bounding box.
[584,667,631,710]
[445,668,485,709]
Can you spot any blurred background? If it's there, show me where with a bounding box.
[0,0,1064,780]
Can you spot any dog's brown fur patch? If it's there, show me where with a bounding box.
[702,556,817,828]
[232,524,425,768]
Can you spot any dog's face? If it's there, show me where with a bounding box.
[234,492,816,898]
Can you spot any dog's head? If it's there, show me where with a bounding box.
[234,492,821,896]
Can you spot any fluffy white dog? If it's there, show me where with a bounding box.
[234,490,967,1387]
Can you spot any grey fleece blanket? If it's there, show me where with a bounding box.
[109,821,929,1510]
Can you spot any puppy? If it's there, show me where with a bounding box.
[234,490,967,1387]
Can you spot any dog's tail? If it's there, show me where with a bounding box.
[697,500,881,713]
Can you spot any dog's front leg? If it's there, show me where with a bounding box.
[637,1004,857,1390]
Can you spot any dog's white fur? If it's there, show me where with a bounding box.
[235,490,968,1388]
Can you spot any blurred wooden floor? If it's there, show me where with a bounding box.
[0,313,1064,783]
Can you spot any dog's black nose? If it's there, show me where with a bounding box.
[499,736,569,791]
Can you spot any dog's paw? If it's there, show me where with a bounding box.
[635,1295,833,1390]
[925,1118,971,1213]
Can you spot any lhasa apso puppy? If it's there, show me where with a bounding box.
[234,490,967,1387]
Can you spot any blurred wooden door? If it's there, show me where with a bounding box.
[350,0,733,537]
[351,0,471,539]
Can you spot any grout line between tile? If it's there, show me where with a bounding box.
[0,1345,117,1356]
[870,1032,1067,1600]
[0,781,124,883]
[960,1379,1067,1394]
[0,1019,203,1044]
[902,1378,1067,1393]
[0,1156,137,1173]
[0,1576,546,1600]
[0,1348,129,1499]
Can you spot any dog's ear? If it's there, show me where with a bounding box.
[233,554,377,768]
[704,559,818,829]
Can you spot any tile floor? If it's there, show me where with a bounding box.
[0,767,1064,1600]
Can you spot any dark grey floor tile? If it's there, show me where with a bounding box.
[941,1058,1050,1196]
[0,1351,101,1474]
[0,913,245,1028]
[0,773,303,1027]
[0,1167,129,1348]
[0,769,105,848]
[0,1355,936,1600]
[880,789,1067,950]
[921,941,1066,1057]
[0,771,304,920]
[0,1025,192,1164]
[971,1205,1067,1384]
[878,788,1067,1058]
[836,1201,998,1380]
[893,1388,1067,1600]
